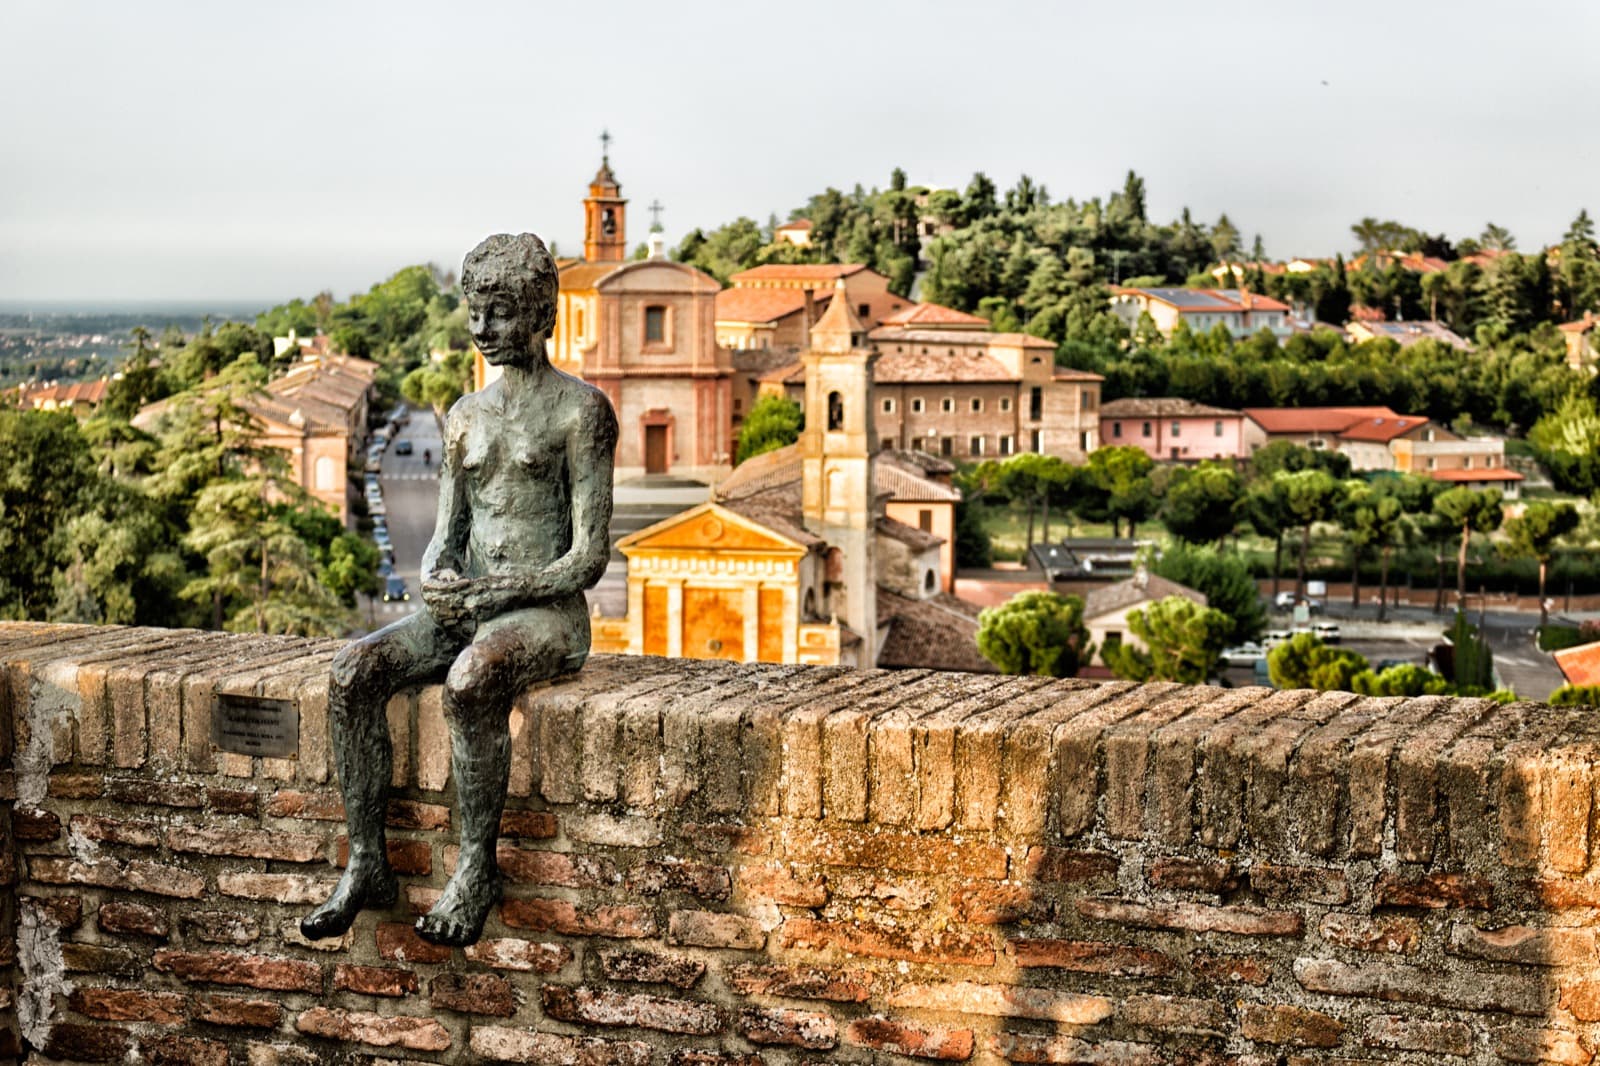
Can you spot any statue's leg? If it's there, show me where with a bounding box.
[302,611,456,940]
[416,598,589,946]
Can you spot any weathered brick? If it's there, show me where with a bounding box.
[543,985,724,1035]
[375,922,452,964]
[738,1006,837,1049]
[61,943,143,978]
[23,894,82,929]
[682,822,768,855]
[500,897,656,939]
[183,910,262,946]
[1374,870,1493,909]
[49,772,106,798]
[735,864,826,907]
[599,949,706,988]
[500,809,558,839]
[68,987,186,1024]
[43,1021,131,1063]
[778,917,994,966]
[1319,913,1420,955]
[205,787,259,816]
[1019,846,1119,884]
[491,844,619,890]
[29,857,204,898]
[296,1007,450,1051]
[888,982,1111,1023]
[154,950,323,993]
[69,813,161,847]
[987,1032,1162,1065]
[192,995,284,1028]
[724,962,872,1002]
[97,899,170,939]
[1119,994,1228,1036]
[666,1053,764,1066]
[1362,1014,1473,1056]
[13,805,60,841]
[1077,897,1303,936]
[953,881,1048,924]
[1451,923,1595,966]
[217,872,336,904]
[566,813,663,848]
[464,937,573,973]
[1294,957,1546,1015]
[1559,981,1600,1021]
[142,1034,231,1066]
[783,822,1006,878]
[1192,953,1273,986]
[1494,1027,1593,1065]
[1251,863,1351,904]
[332,964,419,997]
[1239,1003,1345,1048]
[1147,857,1238,894]
[844,1016,974,1060]
[469,1027,652,1065]
[105,776,202,808]
[263,789,345,820]
[1007,938,1176,977]
[669,909,765,950]
[627,859,731,900]
[432,971,516,1016]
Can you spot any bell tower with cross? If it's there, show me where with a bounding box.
[583,129,628,262]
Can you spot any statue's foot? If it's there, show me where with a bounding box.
[415,865,502,947]
[300,862,398,941]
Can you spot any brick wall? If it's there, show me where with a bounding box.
[3,621,1600,1064]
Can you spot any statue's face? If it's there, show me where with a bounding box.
[466,277,533,367]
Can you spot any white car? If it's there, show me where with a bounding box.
[1220,642,1267,668]
[1262,629,1293,649]
[1313,622,1342,644]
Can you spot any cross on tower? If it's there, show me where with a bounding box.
[648,199,665,232]
[599,128,612,161]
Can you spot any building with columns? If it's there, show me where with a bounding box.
[592,296,990,671]
[475,150,735,482]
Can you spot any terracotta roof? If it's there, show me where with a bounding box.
[730,263,869,284]
[1559,312,1598,334]
[1243,406,1422,439]
[1113,287,1292,314]
[809,278,868,341]
[1083,573,1207,621]
[876,588,993,673]
[716,444,958,505]
[1336,415,1430,443]
[22,379,109,406]
[1053,368,1106,382]
[877,515,944,552]
[879,302,989,328]
[874,350,1015,385]
[715,287,817,324]
[716,484,825,548]
[1554,641,1600,687]
[775,219,812,232]
[1427,468,1524,483]
[731,349,801,378]
[1348,320,1472,350]
[1100,397,1240,419]
[560,261,623,290]
[879,447,955,479]
[867,327,1050,350]
[757,361,804,385]
[875,452,961,503]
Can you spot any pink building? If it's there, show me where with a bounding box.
[1099,397,1251,462]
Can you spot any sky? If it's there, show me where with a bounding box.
[3,0,1597,306]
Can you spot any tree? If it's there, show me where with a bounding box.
[1550,685,1600,707]
[1151,542,1267,644]
[1433,487,1504,610]
[1529,391,1600,494]
[1502,500,1581,626]
[1242,477,1294,599]
[400,350,472,416]
[1340,481,1406,612]
[975,591,1092,677]
[1275,469,1343,596]
[1159,462,1244,545]
[1103,595,1233,684]
[1441,611,1496,693]
[1352,663,1450,698]
[1268,633,1369,692]
[734,394,802,464]
[1085,445,1157,538]
[952,496,993,568]
[995,453,1073,551]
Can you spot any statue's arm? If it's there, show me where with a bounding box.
[520,390,618,602]
[421,407,469,581]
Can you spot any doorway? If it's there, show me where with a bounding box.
[645,424,668,474]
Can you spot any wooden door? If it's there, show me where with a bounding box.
[645,424,668,474]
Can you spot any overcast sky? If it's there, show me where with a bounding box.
[3,0,1596,306]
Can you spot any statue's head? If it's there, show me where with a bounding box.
[462,233,559,367]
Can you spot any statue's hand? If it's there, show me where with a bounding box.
[422,570,471,627]
[458,574,528,619]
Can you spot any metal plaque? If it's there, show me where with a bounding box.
[212,693,299,758]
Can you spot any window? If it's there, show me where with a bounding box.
[1000,397,1012,412]
[1428,458,1438,470]
[881,437,894,451]
[1142,421,1152,438]
[970,436,984,455]
[940,437,953,456]
[970,397,983,413]
[918,509,933,532]
[1464,456,1474,470]
[1029,387,1043,421]
[1000,435,1014,455]
[941,397,955,413]
[1032,429,1043,453]
[1113,422,1123,438]
[1083,390,1097,412]
[911,397,924,413]
[1214,420,1224,437]
[882,398,895,414]
[1170,447,1181,460]
[734,397,742,413]
[827,391,844,431]
[1104,630,1122,647]
[923,570,937,594]
[575,306,585,340]
[644,305,667,343]
[1172,422,1182,437]
[1080,431,1091,452]
[858,303,870,319]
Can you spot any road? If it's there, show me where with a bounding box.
[361,407,441,629]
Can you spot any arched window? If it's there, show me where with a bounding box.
[923,569,937,594]
[827,390,844,431]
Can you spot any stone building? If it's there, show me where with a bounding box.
[475,153,735,482]
[593,296,987,670]
[1099,397,1255,462]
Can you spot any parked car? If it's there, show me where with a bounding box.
[382,575,409,603]
[373,430,390,449]
[365,452,382,473]
[1272,591,1298,609]
[1220,642,1267,668]
[394,439,413,456]
[368,498,387,517]
[388,404,409,426]
[377,559,394,578]
[1262,629,1293,649]
[1313,622,1342,644]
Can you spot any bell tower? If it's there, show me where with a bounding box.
[800,279,877,663]
[583,130,627,263]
